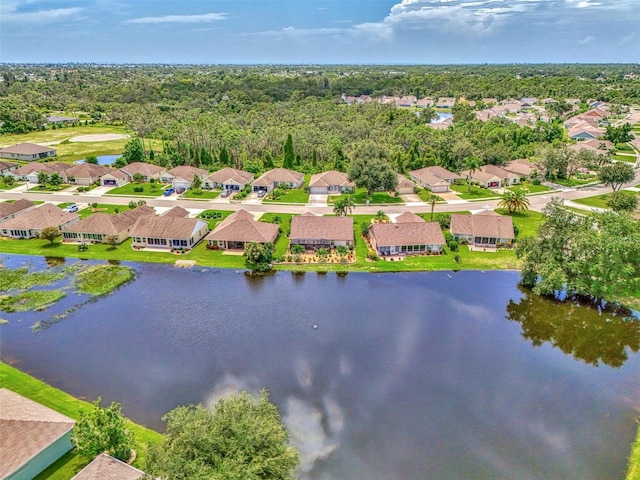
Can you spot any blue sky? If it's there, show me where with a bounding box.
[1,0,639,64]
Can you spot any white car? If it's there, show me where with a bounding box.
[63,204,78,213]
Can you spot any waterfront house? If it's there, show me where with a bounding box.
[0,143,56,161]
[409,166,461,193]
[65,163,112,186]
[435,97,456,109]
[251,168,304,193]
[205,209,279,250]
[0,388,75,480]
[204,167,254,191]
[309,170,355,194]
[369,213,445,256]
[289,213,353,250]
[450,210,515,247]
[130,215,208,250]
[0,199,35,223]
[0,203,79,239]
[71,453,149,480]
[62,205,155,244]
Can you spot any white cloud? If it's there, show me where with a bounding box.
[126,12,228,24]
[1,1,83,24]
[578,35,595,45]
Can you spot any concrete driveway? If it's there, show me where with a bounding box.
[307,193,328,206]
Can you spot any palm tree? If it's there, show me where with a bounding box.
[498,188,530,214]
[333,196,356,216]
[427,193,439,221]
[463,156,481,192]
[342,196,355,215]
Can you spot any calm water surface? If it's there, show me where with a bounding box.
[1,255,639,480]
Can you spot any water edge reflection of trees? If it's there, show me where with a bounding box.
[505,286,640,368]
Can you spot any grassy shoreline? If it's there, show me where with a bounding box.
[628,422,640,480]
[0,362,162,479]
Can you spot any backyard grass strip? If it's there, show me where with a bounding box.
[628,421,640,480]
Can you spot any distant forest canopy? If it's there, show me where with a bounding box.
[0,64,638,173]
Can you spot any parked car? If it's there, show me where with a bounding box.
[63,204,78,213]
[163,188,175,196]
[257,190,266,198]
[221,189,231,198]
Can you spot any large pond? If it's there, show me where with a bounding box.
[1,255,639,480]
[74,154,121,165]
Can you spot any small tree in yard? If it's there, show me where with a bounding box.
[49,173,63,190]
[106,235,119,249]
[128,201,137,209]
[607,191,638,213]
[244,242,275,272]
[37,171,49,187]
[598,162,635,193]
[191,175,202,193]
[132,172,145,183]
[40,226,60,244]
[72,397,134,462]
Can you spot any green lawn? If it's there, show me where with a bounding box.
[573,191,639,210]
[78,204,126,218]
[259,213,293,257]
[612,154,637,163]
[197,209,234,229]
[30,184,72,192]
[262,188,310,204]
[552,176,598,187]
[628,422,640,480]
[416,188,445,202]
[450,183,498,200]
[327,188,403,205]
[507,182,552,194]
[105,182,168,196]
[0,179,18,190]
[0,362,162,480]
[182,189,221,200]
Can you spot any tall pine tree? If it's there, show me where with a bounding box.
[282,134,295,169]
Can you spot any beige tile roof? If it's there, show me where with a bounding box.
[13,162,72,176]
[131,216,207,240]
[450,211,514,239]
[290,215,353,242]
[0,160,17,170]
[71,453,147,480]
[206,167,254,185]
[167,165,207,181]
[63,206,154,236]
[410,166,460,184]
[395,212,424,223]
[370,221,445,247]
[65,163,112,180]
[0,199,35,219]
[0,388,75,479]
[396,174,415,190]
[161,206,190,218]
[503,159,538,176]
[309,170,354,188]
[0,143,56,155]
[206,209,279,244]
[120,162,165,178]
[102,170,129,181]
[252,168,304,187]
[1,203,78,230]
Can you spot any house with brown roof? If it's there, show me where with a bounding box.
[369,213,445,256]
[206,209,279,250]
[130,215,208,251]
[119,162,166,182]
[204,167,254,191]
[463,165,520,188]
[289,213,353,250]
[415,97,434,108]
[162,165,208,191]
[161,205,190,218]
[409,166,461,192]
[100,169,130,187]
[309,170,355,194]
[0,160,18,175]
[0,199,36,223]
[62,205,155,244]
[0,388,76,480]
[450,210,515,248]
[503,159,539,179]
[395,174,416,195]
[65,163,112,186]
[9,162,72,184]
[0,203,79,239]
[0,143,56,161]
[435,97,456,109]
[568,138,613,156]
[70,453,148,480]
[251,168,304,193]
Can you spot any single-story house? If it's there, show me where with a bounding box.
[0,203,79,239]
[395,174,416,195]
[119,162,166,182]
[463,165,520,188]
[70,453,149,480]
[0,160,19,175]
[204,167,254,191]
[450,210,515,247]
[251,168,304,193]
[62,205,155,244]
[568,138,613,156]
[0,388,76,480]
[568,123,604,141]
[435,97,456,109]
[0,143,57,161]
[309,170,355,194]
[161,205,190,218]
[162,165,208,190]
[64,163,112,186]
[289,213,353,250]
[46,115,76,125]
[502,159,538,179]
[369,213,445,256]
[0,199,36,223]
[206,209,279,250]
[9,162,72,184]
[100,169,130,187]
[415,97,434,108]
[409,166,461,193]
[130,215,209,250]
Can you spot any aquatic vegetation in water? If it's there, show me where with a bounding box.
[74,265,134,296]
[0,266,69,292]
[0,290,66,313]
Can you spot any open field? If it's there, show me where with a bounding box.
[0,362,162,480]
